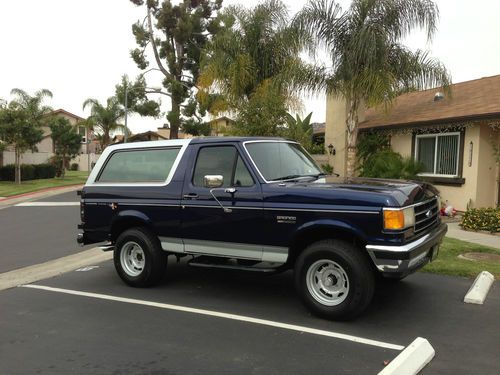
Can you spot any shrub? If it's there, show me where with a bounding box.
[461,207,500,233]
[34,163,57,179]
[21,164,35,181]
[321,163,334,174]
[70,163,79,171]
[0,163,57,181]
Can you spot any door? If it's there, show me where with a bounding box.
[180,144,264,260]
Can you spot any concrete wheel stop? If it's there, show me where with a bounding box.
[464,271,495,304]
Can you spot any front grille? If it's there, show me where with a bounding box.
[414,197,439,236]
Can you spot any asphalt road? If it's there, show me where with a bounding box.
[1,190,499,374]
[0,191,90,273]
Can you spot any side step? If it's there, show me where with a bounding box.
[188,256,281,273]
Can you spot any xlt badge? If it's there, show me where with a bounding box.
[277,215,296,224]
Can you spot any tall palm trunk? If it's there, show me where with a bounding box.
[345,99,359,178]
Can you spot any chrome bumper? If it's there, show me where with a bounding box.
[366,223,447,275]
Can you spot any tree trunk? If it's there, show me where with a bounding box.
[345,100,359,178]
[15,147,21,184]
[169,100,180,140]
[61,154,66,178]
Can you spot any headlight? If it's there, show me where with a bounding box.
[383,206,415,230]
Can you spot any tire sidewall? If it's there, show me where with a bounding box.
[295,242,373,320]
[114,228,164,287]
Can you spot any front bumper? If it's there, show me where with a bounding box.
[366,223,447,277]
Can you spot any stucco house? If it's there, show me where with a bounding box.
[325,75,500,211]
[1,108,97,170]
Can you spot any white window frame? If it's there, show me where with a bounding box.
[415,131,460,177]
[78,126,87,144]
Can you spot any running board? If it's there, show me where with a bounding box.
[188,256,281,273]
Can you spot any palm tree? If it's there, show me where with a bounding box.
[82,97,126,149]
[199,0,309,136]
[294,0,451,177]
[284,112,313,151]
[10,88,53,121]
[8,88,53,183]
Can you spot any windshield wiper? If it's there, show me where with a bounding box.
[273,173,326,181]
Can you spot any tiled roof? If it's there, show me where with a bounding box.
[359,75,500,130]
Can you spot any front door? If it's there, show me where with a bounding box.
[180,143,264,260]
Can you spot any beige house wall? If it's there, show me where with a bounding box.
[388,125,499,211]
[325,95,348,176]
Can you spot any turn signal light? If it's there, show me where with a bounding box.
[384,210,404,230]
[383,207,415,230]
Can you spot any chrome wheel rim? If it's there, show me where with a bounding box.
[306,259,349,306]
[120,241,145,277]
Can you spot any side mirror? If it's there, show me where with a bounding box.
[203,175,224,188]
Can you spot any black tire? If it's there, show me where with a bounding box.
[294,240,375,320]
[114,227,167,287]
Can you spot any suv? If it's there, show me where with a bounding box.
[77,137,447,320]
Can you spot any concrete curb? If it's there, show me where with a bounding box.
[464,271,495,304]
[378,337,435,375]
[0,247,112,291]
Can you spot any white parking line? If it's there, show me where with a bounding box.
[15,202,79,206]
[20,284,404,351]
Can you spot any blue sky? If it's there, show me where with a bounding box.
[1,0,499,133]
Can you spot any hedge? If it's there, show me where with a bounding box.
[0,163,57,181]
[461,207,500,233]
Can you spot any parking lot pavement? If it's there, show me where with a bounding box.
[0,192,89,273]
[1,259,498,374]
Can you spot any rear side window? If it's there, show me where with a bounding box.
[97,148,180,183]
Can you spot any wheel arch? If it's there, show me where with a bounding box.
[110,210,155,242]
[287,220,369,267]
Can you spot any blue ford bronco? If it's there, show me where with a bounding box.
[77,137,447,320]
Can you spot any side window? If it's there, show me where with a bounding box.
[233,155,254,187]
[98,148,180,183]
[193,146,254,187]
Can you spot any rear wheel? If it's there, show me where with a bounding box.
[114,227,167,287]
[295,240,374,320]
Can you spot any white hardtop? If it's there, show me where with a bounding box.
[105,138,192,151]
[85,139,192,187]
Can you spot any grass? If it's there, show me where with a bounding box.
[422,237,500,279]
[0,170,88,197]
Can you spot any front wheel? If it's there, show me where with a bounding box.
[294,240,375,320]
[114,227,167,287]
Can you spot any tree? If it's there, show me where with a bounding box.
[49,117,82,178]
[199,0,308,136]
[295,0,451,177]
[129,0,223,139]
[284,112,313,151]
[0,89,52,183]
[82,97,126,149]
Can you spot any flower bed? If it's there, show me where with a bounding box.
[461,207,500,233]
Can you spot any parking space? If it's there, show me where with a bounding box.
[1,257,498,374]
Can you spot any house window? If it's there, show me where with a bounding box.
[78,126,87,144]
[415,132,460,176]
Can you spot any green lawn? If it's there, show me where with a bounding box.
[0,171,88,197]
[422,237,500,279]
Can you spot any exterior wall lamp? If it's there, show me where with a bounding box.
[328,143,336,155]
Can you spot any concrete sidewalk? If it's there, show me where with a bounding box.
[445,222,500,249]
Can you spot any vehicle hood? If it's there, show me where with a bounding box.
[269,177,438,207]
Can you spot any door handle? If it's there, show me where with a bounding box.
[183,193,199,199]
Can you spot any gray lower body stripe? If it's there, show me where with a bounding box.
[159,237,288,263]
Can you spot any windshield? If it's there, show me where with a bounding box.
[245,141,323,182]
